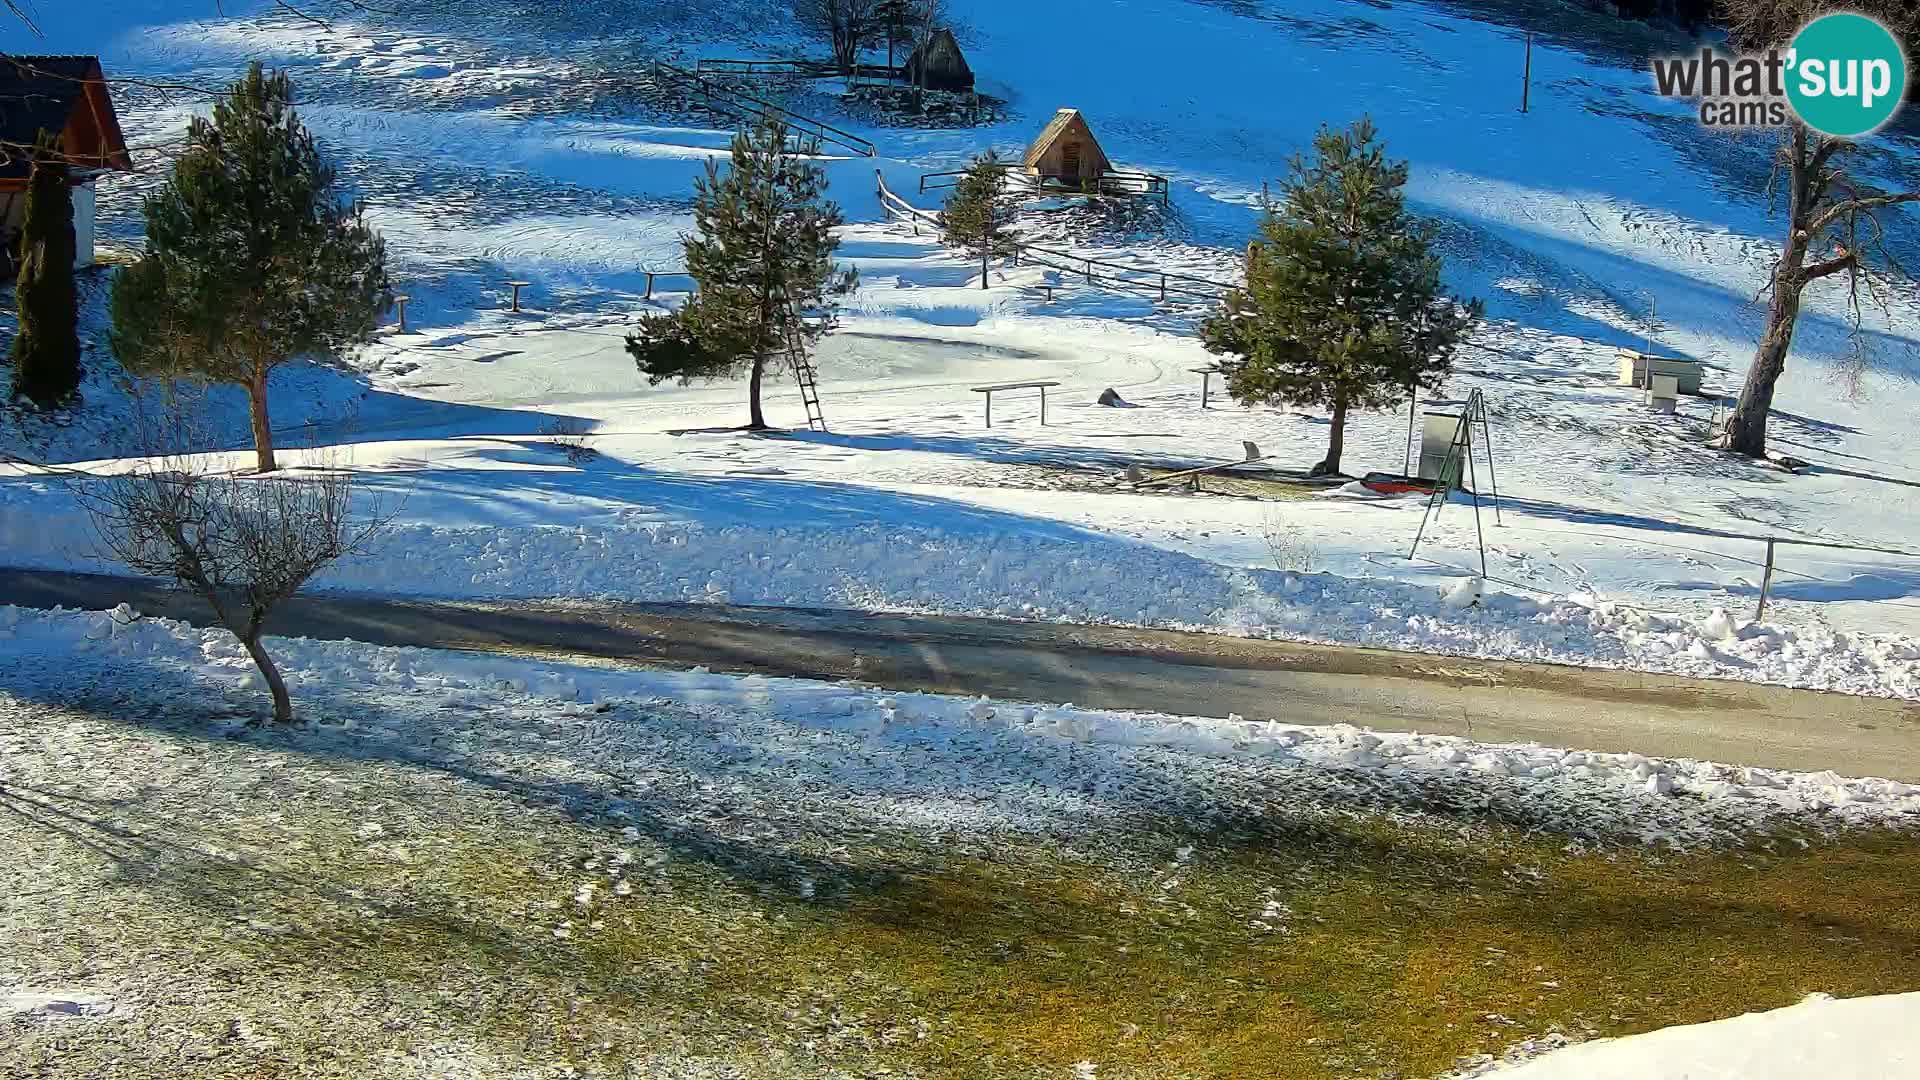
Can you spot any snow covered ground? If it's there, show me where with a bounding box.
[13,603,1920,842]
[5,0,1920,697]
[1458,992,1920,1078]
[3,601,1919,1075]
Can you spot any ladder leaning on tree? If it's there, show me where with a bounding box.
[791,352,827,432]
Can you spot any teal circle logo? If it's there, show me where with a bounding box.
[1786,13,1907,137]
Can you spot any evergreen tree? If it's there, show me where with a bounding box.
[10,138,82,408]
[940,149,1018,290]
[109,63,389,473]
[628,116,855,430]
[1201,119,1481,476]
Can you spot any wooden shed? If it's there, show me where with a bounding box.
[904,28,973,93]
[1022,108,1110,186]
[0,55,133,270]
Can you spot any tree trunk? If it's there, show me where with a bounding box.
[1313,397,1349,476]
[1725,277,1804,458]
[241,632,293,723]
[246,369,278,474]
[981,240,989,289]
[747,353,768,430]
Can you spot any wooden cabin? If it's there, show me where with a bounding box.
[0,56,133,270]
[905,28,974,93]
[1022,108,1110,187]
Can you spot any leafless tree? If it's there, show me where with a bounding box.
[69,395,388,723]
[1716,0,1920,459]
[791,0,884,72]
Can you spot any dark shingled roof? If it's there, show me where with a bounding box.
[0,55,132,181]
[905,28,973,93]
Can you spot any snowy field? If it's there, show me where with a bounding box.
[5,0,1920,697]
[8,1,1920,1072]
[4,603,1919,1077]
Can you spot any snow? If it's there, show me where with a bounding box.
[1,989,118,1021]
[8,602,1920,846]
[6,0,1920,699]
[1461,992,1920,1078]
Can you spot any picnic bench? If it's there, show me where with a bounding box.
[973,380,1062,428]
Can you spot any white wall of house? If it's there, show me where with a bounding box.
[72,181,96,269]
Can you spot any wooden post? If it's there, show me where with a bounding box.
[1200,371,1210,409]
[1756,539,1777,622]
[1085,260,1093,283]
[507,281,531,312]
[1404,389,1417,478]
[393,294,411,333]
[984,391,992,429]
[1040,385,1048,426]
[1521,32,1532,113]
[644,272,655,300]
[1159,274,1167,303]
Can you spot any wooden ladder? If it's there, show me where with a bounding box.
[792,354,827,432]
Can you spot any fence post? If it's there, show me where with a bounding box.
[1085,260,1093,283]
[644,272,655,300]
[1521,32,1533,113]
[1160,274,1167,303]
[1756,539,1777,622]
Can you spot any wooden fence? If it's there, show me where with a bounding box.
[879,171,1233,304]
[654,64,877,157]
[695,57,903,82]
[919,163,1171,205]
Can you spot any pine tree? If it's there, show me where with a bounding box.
[1201,119,1481,476]
[10,139,82,408]
[109,63,389,473]
[940,150,1018,290]
[627,116,855,430]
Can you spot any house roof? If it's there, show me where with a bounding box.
[906,28,972,88]
[0,55,133,181]
[1023,108,1100,168]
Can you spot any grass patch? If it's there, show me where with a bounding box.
[548,824,1920,1078]
[7,703,1917,1079]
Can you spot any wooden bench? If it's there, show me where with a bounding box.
[972,380,1062,428]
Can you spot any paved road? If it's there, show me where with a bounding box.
[4,568,1918,780]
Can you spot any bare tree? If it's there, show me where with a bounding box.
[1717,0,1920,458]
[791,0,883,72]
[71,397,387,723]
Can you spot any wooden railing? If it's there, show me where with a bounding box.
[654,64,877,158]
[695,57,903,81]
[877,170,1234,304]
[919,163,1171,204]
[695,57,827,78]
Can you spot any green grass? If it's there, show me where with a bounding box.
[8,722,1917,1079]
[192,817,1918,1079]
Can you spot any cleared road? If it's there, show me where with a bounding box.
[4,568,1918,781]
